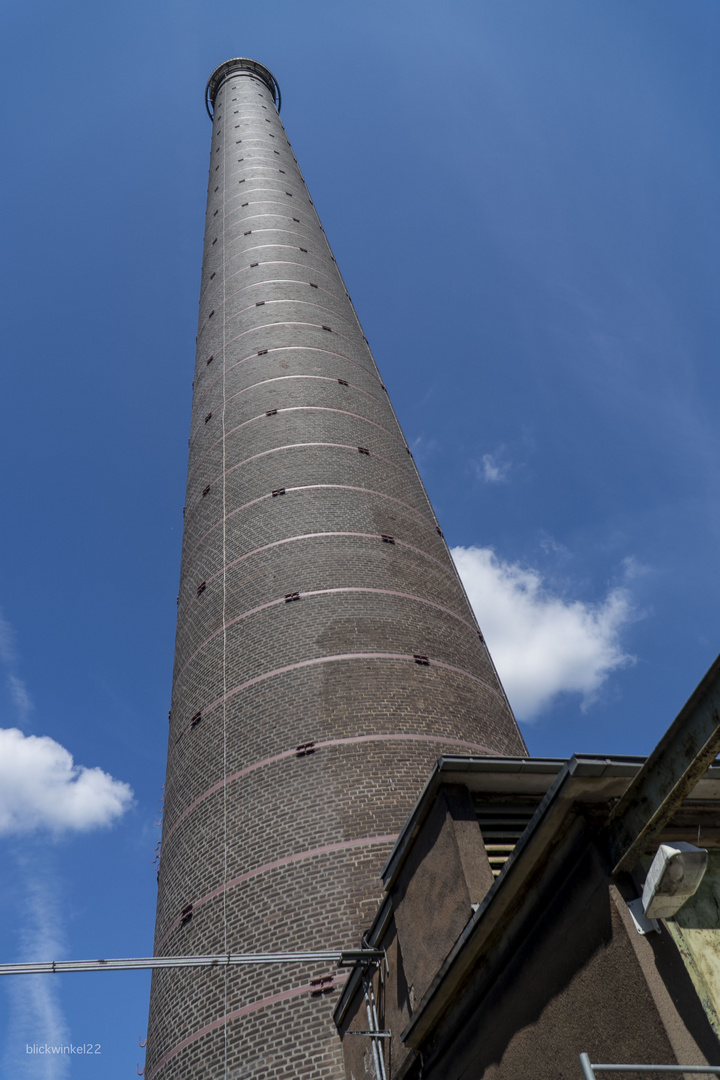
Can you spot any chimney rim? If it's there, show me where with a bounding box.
[206,58,281,119]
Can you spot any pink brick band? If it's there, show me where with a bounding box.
[157,834,398,950]
[146,972,348,1080]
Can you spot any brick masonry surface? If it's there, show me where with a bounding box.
[145,59,527,1080]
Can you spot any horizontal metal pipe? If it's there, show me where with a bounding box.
[589,1066,720,1075]
[0,949,384,976]
[344,1031,392,1038]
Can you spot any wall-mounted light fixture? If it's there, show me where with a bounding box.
[642,842,708,920]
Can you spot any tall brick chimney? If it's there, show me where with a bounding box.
[145,57,526,1080]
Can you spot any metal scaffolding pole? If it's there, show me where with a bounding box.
[580,1055,720,1079]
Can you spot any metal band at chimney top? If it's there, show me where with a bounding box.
[206,58,281,119]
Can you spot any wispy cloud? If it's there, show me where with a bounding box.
[475,447,512,484]
[7,675,33,719]
[452,545,636,721]
[539,531,571,560]
[620,554,652,582]
[0,728,134,837]
[0,609,32,723]
[410,435,439,468]
[0,612,16,665]
[2,857,70,1079]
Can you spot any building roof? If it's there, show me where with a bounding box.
[335,752,720,1051]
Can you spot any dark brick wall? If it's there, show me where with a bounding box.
[145,59,526,1080]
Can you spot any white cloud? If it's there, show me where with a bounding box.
[452,546,636,721]
[478,451,511,484]
[2,859,70,1079]
[0,728,134,836]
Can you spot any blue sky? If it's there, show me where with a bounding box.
[2,0,720,1074]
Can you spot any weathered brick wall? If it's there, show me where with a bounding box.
[145,58,526,1080]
